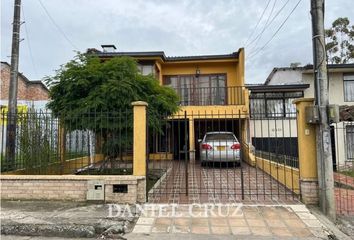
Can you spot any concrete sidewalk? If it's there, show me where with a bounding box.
[0,200,350,239]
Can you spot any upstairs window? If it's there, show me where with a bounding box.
[344,74,354,102]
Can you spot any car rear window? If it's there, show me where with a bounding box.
[205,133,236,141]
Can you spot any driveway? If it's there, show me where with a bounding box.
[148,160,300,204]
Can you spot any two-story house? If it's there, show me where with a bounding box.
[262,64,354,167]
[90,46,248,161]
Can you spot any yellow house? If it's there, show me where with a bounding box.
[93,46,248,161]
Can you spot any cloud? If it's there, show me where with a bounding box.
[1,0,353,83]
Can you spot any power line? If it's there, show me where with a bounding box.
[246,0,290,49]
[21,4,39,78]
[246,0,278,48]
[248,0,303,60]
[244,0,272,46]
[37,0,78,50]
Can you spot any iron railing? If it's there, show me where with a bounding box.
[0,110,133,175]
[170,86,245,106]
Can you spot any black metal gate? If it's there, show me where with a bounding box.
[146,110,300,204]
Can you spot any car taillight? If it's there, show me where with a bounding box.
[231,143,240,150]
[202,143,212,150]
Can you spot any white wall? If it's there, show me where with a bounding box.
[267,69,303,85]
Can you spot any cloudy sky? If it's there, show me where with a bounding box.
[1,0,353,84]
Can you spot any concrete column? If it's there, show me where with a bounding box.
[132,101,148,176]
[293,98,319,205]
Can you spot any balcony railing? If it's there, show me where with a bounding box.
[171,86,245,106]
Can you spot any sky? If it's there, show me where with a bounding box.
[1,0,353,84]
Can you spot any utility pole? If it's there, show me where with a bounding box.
[6,0,21,169]
[310,0,336,220]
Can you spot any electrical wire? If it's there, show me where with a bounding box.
[37,0,78,50]
[244,0,272,46]
[246,0,278,50]
[248,0,303,60]
[246,0,291,49]
[21,4,39,78]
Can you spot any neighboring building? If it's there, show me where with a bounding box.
[263,64,354,167]
[0,61,49,110]
[90,47,247,160]
[246,83,309,165]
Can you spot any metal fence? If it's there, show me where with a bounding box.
[170,86,245,106]
[147,110,300,204]
[331,121,354,215]
[0,110,133,175]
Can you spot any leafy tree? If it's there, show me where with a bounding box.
[325,17,354,64]
[45,54,179,158]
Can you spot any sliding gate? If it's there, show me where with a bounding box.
[147,111,300,204]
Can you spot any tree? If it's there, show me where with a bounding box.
[325,17,354,64]
[45,54,179,158]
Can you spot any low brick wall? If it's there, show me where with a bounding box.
[0,175,146,204]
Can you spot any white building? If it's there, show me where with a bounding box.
[260,64,354,167]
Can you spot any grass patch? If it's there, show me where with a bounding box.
[339,170,354,178]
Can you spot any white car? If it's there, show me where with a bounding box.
[199,131,241,166]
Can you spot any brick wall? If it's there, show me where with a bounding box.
[0,62,49,101]
[0,175,146,204]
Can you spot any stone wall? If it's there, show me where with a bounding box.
[300,180,319,205]
[0,175,146,204]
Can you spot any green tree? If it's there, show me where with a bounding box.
[45,54,179,158]
[325,17,354,64]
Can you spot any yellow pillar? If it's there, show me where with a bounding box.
[189,119,195,161]
[293,98,319,204]
[132,101,148,176]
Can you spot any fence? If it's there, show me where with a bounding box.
[170,86,245,106]
[0,109,133,175]
[331,121,354,215]
[147,109,300,203]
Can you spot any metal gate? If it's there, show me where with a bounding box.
[146,110,300,204]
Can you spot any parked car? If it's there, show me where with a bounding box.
[199,131,241,166]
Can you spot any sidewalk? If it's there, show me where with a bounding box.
[0,200,349,239]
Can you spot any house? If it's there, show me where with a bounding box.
[90,46,248,161]
[263,64,354,167]
[0,61,49,111]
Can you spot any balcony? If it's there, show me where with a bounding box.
[171,86,246,106]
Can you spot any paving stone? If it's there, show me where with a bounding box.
[251,227,272,236]
[296,212,317,220]
[230,226,251,235]
[155,217,172,226]
[132,225,151,233]
[136,217,155,225]
[191,226,210,234]
[302,219,323,228]
[246,218,266,227]
[173,218,190,226]
[228,218,247,227]
[265,219,286,227]
[171,225,190,233]
[270,227,293,237]
[284,218,306,227]
[211,226,231,235]
[210,218,228,226]
[191,218,209,226]
[290,205,310,212]
[151,224,170,233]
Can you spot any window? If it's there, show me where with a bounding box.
[250,91,303,119]
[163,74,226,105]
[344,74,354,102]
[346,125,354,161]
[137,64,154,76]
